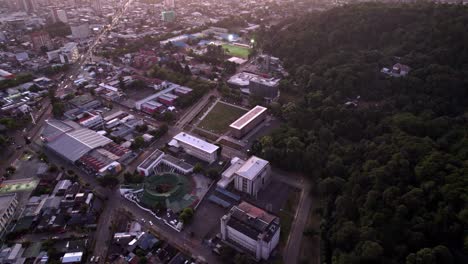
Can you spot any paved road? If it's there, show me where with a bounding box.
[272,170,314,264]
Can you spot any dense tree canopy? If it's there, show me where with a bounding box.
[254,3,468,264]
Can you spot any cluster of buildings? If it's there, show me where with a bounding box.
[41,119,129,176]
[109,219,196,263]
[135,81,193,114]
[0,177,100,263]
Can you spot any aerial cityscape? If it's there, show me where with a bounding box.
[0,0,467,263]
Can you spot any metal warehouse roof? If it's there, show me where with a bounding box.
[45,120,112,163]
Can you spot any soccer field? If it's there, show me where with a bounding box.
[222,44,251,59]
[198,102,247,134]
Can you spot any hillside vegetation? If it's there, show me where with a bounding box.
[253,3,468,264]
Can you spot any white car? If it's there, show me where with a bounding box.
[149,221,153,226]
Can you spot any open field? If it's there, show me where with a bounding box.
[222,44,251,59]
[198,102,247,134]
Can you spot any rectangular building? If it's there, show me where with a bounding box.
[249,77,279,100]
[229,105,267,139]
[141,100,164,114]
[171,132,219,163]
[158,93,178,106]
[0,194,18,237]
[137,149,165,176]
[233,156,270,198]
[220,202,280,261]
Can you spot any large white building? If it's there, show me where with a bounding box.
[220,156,270,198]
[0,194,18,237]
[220,202,280,261]
[230,105,267,139]
[170,132,219,163]
[47,42,79,64]
[137,149,165,176]
[59,42,79,64]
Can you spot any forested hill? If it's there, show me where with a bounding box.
[253,2,468,264]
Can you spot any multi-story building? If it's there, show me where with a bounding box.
[30,31,53,51]
[220,202,280,261]
[233,156,270,198]
[19,0,37,13]
[170,132,219,164]
[71,23,90,39]
[164,0,175,9]
[229,105,267,139]
[161,11,176,23]
[0,194,18,237]
[91,0,102,13]
[51,8,68,23]
[249,77,280,100]
[60,42,79,64]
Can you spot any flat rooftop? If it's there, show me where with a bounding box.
[173,132,219,154]
[230,105,267,130]
[235,156,269,181]
[162,155,193,171]
[139,149,164,170]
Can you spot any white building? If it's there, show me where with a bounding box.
[0,194,18,237]
[61,252,83,263]
[78,112,103,128]
[47,42,79,64]
[218,156,270,198]
[71,23,90,39]
[220,202,280,261]
[229,105,267,139]
[170,132,219,164]
[137,149,165,176]
[59,42,79,64]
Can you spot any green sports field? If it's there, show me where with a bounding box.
[0,178,39,194]
[198,102,247,134]
[222,44,251,59]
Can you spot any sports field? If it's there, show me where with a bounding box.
[222,44,251,59]
[198,102,247,134]
[0,178,39,194]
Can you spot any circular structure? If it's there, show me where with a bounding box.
[140,173,194,211]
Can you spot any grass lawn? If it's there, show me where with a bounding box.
[222,44,251,59]
[198,102,247,134]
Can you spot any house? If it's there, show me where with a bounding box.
[381,63,411,77]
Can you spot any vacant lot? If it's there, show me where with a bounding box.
[198,102,247,134]
[222,44,251,59]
